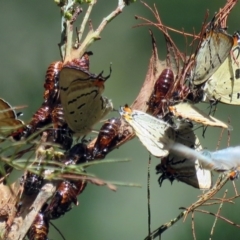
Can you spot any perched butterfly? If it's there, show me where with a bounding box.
[156,122,212,189]
[119,105,176,157]
[168,102,231,129]
[192,29,235,85]
[0,98,24,141]
[203,32,240,104]
[59,64,113,136]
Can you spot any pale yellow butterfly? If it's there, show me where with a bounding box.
[203,32,240,104]
[169,102,231,130]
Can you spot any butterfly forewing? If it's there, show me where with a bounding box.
[120,106,175,157]
[59,65,112,135]
[193,30,234,85]
[169,102,230,129]
[0,98,18,120]
[0,98,24,140]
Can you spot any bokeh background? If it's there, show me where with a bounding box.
[1,1,240,239]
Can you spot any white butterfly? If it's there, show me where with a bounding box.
[203,33,240,104]
[192,30,234,85]
[120,106,238,173]
[156,122,212,189]
[59,64,113,136]
[119,106,175,157]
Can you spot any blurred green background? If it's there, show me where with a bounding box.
[1,1,240,239]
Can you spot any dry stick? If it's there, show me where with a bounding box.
[216,127,225,150]
[194,208,240,228]
[231,180,238,196]
[144,210,187,240]
[66,0,128,62]
[209,189,228,240]
[191,211,196,240]
[77,0,96,43]
[222,194,240,202]
[202,199,234,206]
[147,154,151,236]
[183,174,230,217]
[144,173,231,240]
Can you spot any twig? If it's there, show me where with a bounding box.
[191,211,196,240]
[147,154,151,236]
[195,209,240,228]
[209,190,227,239]
[77,1,96,44]
[144,210,187,240]
[64,0,129,62]
[144,172,231,239]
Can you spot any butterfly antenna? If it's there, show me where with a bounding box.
[105,63,113,80]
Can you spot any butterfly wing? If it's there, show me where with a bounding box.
[120,107,175,157]
[169,102,230,129]
[59,65,112,135]
[193,31,233,85]
[157,122,212,189]
[0,98,24,141]
[204,44,240,104]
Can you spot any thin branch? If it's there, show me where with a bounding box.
[144,172,231,239]
[147,154,151,236]
[65,0,128,62]
[191,211,196,240]
[195,209,240,228]
[77,0,96,43]
[209,190,227,239]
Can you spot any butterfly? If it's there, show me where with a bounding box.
[0,98,24,141]
[156,122,212,189]
[203,32,240,104]
[170,143,240,173]
[59,64,113,136]
[192,29,234,85]
[120,106,239,174]
[168,102,231,130]
[119,105,176,157]
[120,106,212,188]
